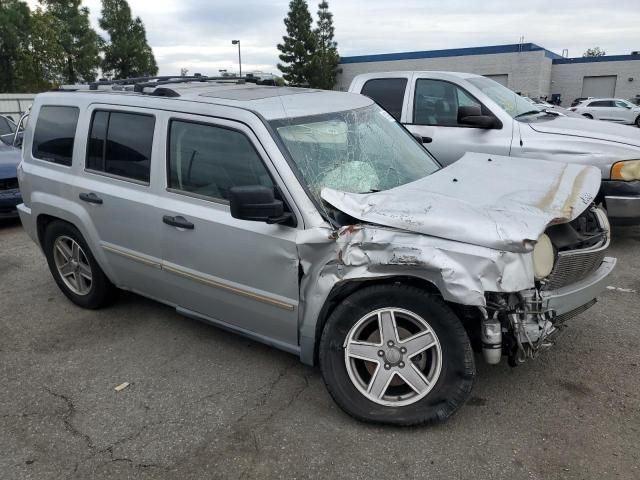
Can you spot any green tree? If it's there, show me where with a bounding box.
[583,47,606,57]
[99,0,157,79]
[277,0,316,85]
[309,1,339,89]
[0,0,30,92]
[16,7,67,91]
[40,0,102,83]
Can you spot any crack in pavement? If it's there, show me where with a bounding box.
[45,387,96,452]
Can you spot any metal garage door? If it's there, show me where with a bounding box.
[581,76,617,98]
[484,74,508,87]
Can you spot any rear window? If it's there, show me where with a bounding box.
[86,110,155,183]
[360,78,408,121]
[32,106,79,166]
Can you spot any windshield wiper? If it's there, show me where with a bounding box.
[514,110,542,119]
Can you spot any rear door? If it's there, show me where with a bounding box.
[586,100,613,120]
[405,76,512,165]
[76,105,168,300]
[158,113,300,349]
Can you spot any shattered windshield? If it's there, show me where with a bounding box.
[467,77,540,118]
[271,105,439,199]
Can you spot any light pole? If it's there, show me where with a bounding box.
[232,40,241,77]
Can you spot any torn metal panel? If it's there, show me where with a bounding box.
[296,224,534,365]
[321,153,601,253]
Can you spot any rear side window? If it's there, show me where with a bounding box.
[167,120,273,201]
[588,100,612,107]
[32,106,79,166]
[86,111,155,183]
[361,78,408,121]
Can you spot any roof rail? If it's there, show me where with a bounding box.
[87,75,261,92]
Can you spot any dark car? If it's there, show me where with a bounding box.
[0,115,22,219]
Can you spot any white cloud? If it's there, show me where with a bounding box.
[27,0,640,76]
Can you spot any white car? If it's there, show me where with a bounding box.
[569,98,640,126]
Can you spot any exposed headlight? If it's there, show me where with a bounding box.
[611,160,640,181]
[533,233,554,280]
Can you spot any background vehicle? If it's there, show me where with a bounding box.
[522,96,582,118]
[0,115,23,218]
[349,71,640,224]
[17,78,614,426]
[628,95,640,106]
[571,97,592,107]
[568,98,640,126]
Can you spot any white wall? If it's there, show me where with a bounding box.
[0,94,35,120]
[336,50,554,99]
[551,60,640,106]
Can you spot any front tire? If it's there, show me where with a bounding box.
[635,115,640,128]
[43,221,115,309]
[582,113,593,119]
[319,284,475,426]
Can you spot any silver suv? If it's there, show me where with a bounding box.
[17,78,615,425]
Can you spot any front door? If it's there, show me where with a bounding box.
[405,77,512,166]
[158,114,300,349]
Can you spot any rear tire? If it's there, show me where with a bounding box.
[635,115,640,128]
[43,221,115,309]
[319,284,475,426]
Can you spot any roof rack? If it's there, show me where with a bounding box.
[81,74,274,95]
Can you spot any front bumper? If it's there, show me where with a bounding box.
[0,187,21,218]
[601,180,640,224]
[540,256,616,318]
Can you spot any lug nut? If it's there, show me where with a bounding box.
[384,363,391,370]
[399,362,405,368]
[400,347,407,354]
[387,340,394,347]
[378,350,384,357]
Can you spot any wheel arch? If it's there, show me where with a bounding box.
[304,276,442,367]
[34,206,117,285]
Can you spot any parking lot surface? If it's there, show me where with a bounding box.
[1,218,639,480]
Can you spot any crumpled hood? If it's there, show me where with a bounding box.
[527,116,640,148]
[321,153,601,253]
[0,143,20,180]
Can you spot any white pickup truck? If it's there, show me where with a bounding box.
[349,71,640,224]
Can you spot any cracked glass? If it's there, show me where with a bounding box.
[271,105,439,200]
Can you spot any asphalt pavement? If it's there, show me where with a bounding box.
[1,218,638,480]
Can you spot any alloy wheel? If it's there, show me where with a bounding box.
[53,236,93,296]
[344,307,442,407]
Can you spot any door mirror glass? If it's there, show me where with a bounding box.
[228,185,290,224]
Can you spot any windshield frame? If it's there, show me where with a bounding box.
[268,104,442,203]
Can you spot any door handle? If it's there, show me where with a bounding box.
[163,215,194,230]
[79,192,103,204]
[421,136,433,143]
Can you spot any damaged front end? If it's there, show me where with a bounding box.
[481,206,615,366]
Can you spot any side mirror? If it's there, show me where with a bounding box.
[458,106,500,129]
[412,132,433,144]
[228,185,291,224]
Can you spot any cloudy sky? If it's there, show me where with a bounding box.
[29,0,640,76]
